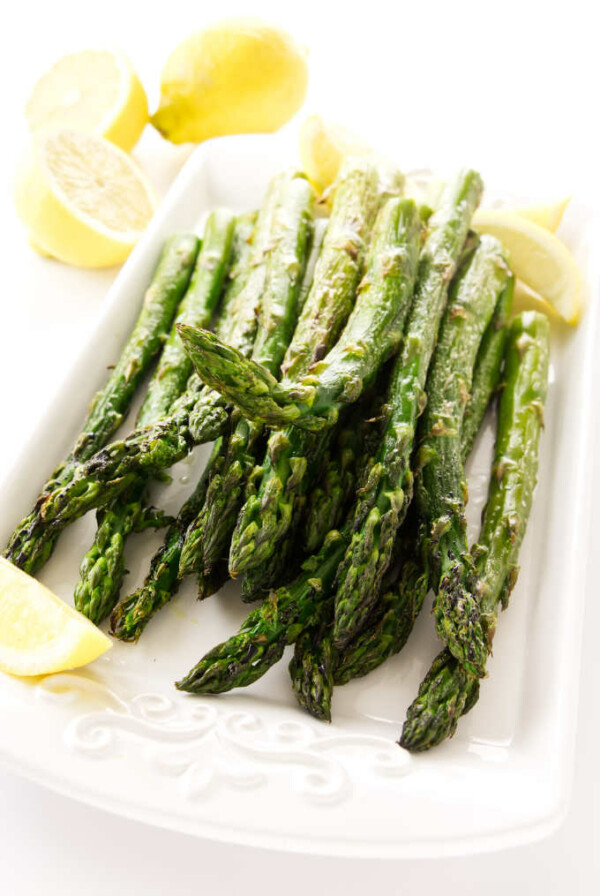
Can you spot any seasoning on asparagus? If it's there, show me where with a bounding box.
[401,311,550,751]
[4,233,200,574]
[178,196,421,432]
[333,170,484,652]
[228,187,416,584]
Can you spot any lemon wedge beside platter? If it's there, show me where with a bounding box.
[0,558,111,677]
[15,128,156,267]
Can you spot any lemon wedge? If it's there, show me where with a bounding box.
[0,558,111,677]
[15,128,156,267]
[26,49,148,152]
[299,114,373,193]
[513,197,570,233]
[473,209,583,324]
[152,19,308,144]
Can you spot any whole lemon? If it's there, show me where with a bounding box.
[151,19,308,144]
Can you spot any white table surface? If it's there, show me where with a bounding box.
[1,1,598,892]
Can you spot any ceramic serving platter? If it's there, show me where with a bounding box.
[0,135,597,858]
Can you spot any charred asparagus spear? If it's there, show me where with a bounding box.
[400,311,550,751]
[413,237,514,675]
[178,197,421,432]
[74,211,236,623]
[176,527,350,694]
[4,234,200,573]
[333,170,483,652]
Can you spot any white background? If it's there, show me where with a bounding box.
[1,1,598,892]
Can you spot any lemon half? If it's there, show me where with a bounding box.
[26,49,148,151]
[15,128,156,267]
[0,558,111,677]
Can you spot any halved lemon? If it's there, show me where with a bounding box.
[26,49,148,152]
[15,128,156,267]
[0,558,111,677]
[473,209,583,325]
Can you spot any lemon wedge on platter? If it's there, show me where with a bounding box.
[473,209,583,325]
[0,557,111,677]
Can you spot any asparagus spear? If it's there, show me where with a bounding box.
[417,237,514,674]
[12,185,280,567]
[289,620,336,721]
[333,170,484,651]
[460,276,514,461]
[137,210,235,426]
[400,311,550,751]
[177,172,314,580]
[176,527,349,694]
[4,234,200,574]
[178,197,421,432]
[228,187,414,581]
[74,211,236,623]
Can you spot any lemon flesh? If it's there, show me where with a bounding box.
[0,558,111,677]
[152,19,308,144]
[473,209,583,325]
[26,49,148,152]
[15,128,155,268]
[299,114,372,193]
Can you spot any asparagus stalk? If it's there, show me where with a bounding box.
[175,172,315,581]
[417,237,514,674]
[74,212,236,623]
[460,277,514,461]
[332,170,484,652]
[289,620,336,721]
[137,210,235,426]
[12,188,279,567]
[176,527,349,694]
[178,197,421,432]
[228,188,415,581]
[4,234,200,573]
[400,311,550,751]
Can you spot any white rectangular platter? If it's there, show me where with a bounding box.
[0,134,598,858]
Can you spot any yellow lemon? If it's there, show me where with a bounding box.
[299,114,373,193]
[15,128,156,268]
[513,197,570,233]
[26,49,148,152]
[473,209,583,325]
[152,19,308,144]
[0,558,111,677]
